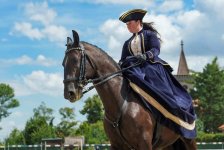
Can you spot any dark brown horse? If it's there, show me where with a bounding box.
[63,30,196,150]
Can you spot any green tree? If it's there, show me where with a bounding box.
[0,83,19,126]
[33,102,54,124]
[24,103,55,144]
[56,107,77,137]
[5,128,25,145]
[80,94,104,124]
[190,57,224,133]
[24,116,56,144]
[75,95,108,143]
[75,121,108,144]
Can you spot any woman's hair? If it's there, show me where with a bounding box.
[141,21,162,42]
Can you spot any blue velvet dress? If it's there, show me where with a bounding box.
[120,29,196,139]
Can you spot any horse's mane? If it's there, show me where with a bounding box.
[81,41,120,69]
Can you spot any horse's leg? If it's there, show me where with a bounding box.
[152,126,180,150]
[180,137,197,150]
[110,145,118,150]
[136,133,153,150]
[162,138,197,150]
[162,138,186,150]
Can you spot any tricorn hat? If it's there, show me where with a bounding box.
[119,9,147,23]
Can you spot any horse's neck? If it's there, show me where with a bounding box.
[95,75,126,119]
[90,48,126,119]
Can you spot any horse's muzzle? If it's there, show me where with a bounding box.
[64,83,83,102]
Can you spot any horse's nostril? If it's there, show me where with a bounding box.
[69,91,75,96]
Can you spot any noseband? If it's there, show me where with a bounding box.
[63,44,143,95]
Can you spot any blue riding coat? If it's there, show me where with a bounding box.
[120,29,196,139]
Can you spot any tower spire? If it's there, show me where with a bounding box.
[177,40,189,75]
[181,40,184,51]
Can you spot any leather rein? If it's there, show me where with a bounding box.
[63,44,142,95]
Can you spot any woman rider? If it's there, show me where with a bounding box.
[119,9,196,139]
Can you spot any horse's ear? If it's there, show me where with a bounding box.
[66,37,73,48]
[72,30,80,47]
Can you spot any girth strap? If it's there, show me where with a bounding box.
[104,100,136,150]
[104,85,136,150]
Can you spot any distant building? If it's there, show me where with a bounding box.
[174,40,193,92]
[218,124,224,133]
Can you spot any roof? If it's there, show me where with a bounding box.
[218,124,224,130]
[177,40,189,75]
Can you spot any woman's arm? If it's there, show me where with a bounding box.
[120,41,129,61]
[145,31,160,60]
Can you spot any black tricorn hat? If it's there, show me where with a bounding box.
[119,9,147,23]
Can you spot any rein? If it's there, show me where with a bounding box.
[63,45,142,95]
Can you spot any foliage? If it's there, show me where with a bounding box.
[55,107,77,138]
[33,102,54,124]
[23,116,56,144]
[190,57,224,133]
[23,103,56,144]
[71,95,108,144]
[0,83,19,125]
[196,119,204,132]
[5,128,25,145]
[196,131,224,142]
[75,121,109,144]
[80,94,104,124]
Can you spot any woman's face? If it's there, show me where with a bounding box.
[126,20,141,33]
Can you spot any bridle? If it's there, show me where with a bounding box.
[63,44,88,88]
[63,44,143,95]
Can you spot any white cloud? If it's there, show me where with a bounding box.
[6,70,63,97]
[107,36,121,52]
[187,56,224,72]
[100,19,129,56]
[80,0,153,7]
[11,2,69,44]
[0,55,32,66]
[0,120,16,136]
[12,22,44,40]
[36,55,57,66]
[176,10,207,30]
[42,25,68,43]
[0,55,57,67]
[22,70,63,96]
[195,0,224,20]
[145,14,181,53]
[158,0,184,13]
[16,55,33,65]
[0,111,26,140]
[24,1,56,25]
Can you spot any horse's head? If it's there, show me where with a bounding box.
[62,30,95,102]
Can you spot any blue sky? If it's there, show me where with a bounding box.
[0,0,224,140]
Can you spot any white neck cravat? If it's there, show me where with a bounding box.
[131,33,142,56]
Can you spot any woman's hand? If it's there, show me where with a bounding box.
[136,54,147,62]
[145,51,154,60]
